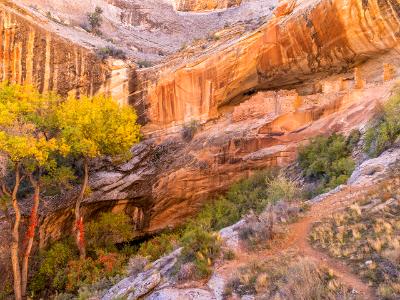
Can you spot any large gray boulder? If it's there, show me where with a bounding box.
[102,248,182,300]
[348,147,400,185]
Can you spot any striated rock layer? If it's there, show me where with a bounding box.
[174,0,242,11]
[145,0,400,127]
[0,2,136,105]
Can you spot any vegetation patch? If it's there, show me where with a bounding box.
[96,46,127,60]
[136,170,304,282]
[224,252,358,299]
[310,181,400,299]
[30,212,136,298]
[298,133,357,198]
[365,90,400,157]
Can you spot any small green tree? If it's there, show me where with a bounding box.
[56,95,141,258]
[87,6,103,35]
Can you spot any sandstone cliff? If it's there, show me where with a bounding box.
[0,0,399,246]
[0,2,136,106]
[145,0,400,127]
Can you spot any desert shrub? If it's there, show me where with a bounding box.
[0,282,13,300]
[31,213,135,297]
[194,196,240,231]
[239,209,275,250]
[182,120,200,142]
[226,170,277,215]
[126,255,148,277]
[365,92,400,157]
[137,60,154,68]
[178,226,222,279]
[310,183,400,296]
[65,252,126,293]
[87,6,103,35]
[266,174,300,202]
[30,240,77,295]
[86,212,135,252]
[298,133,355,194]
[96,46,126,60]
[347,129,362,149]
[137,232,180,261]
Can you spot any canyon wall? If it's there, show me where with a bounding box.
[174,0,242,11]
[146,0,400,127]
[0,2,134,105]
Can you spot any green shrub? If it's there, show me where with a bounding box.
[96,46,126,60]
[65,252,127,293]
[179,226,222,279]
[86,212,135,252]
[194,196,240,231]
[226,170,277,215]
[31,213,135,297]
[182,120,200,142]
[266,174,299,202]
[137,232,180,261]
[365,92,400,157]
[298,133,355,194]
[87,6,103,35]
[30,240,77,294]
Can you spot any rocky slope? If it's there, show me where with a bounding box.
[101,145,400,300]
[0,0,399,250]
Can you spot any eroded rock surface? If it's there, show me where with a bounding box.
[146,0,400,127]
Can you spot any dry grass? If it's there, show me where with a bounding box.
[224,252,360,299]
[238,200,305,250]
[310,181,400,299]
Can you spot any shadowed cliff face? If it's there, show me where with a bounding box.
[145,0,400,127]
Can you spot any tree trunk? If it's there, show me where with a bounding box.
[75,159,89,259]
[10,164,22,300]
[21,175,40,298]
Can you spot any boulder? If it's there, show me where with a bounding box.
[102,248,183,300]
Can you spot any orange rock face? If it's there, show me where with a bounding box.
[146,0,400,128]
[232,90,298,122]
[273,0,297,17]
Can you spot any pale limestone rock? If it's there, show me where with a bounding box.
[348,147,400,186]
[207,273,226,300]
[219,219,246,250]
[146,288,214,300]
[102,248,183,300]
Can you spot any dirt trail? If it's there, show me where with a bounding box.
[217,185,378,299]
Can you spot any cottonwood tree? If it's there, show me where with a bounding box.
[0,83,64,300]
[56,95,141,258]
